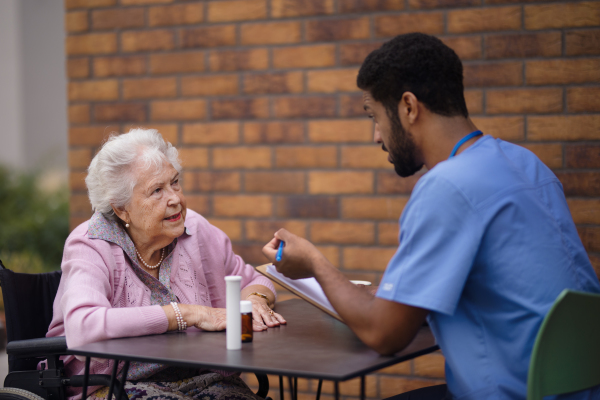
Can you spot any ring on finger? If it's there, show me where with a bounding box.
[268,309,274,316]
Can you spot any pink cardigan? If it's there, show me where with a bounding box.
[46,210,274,398]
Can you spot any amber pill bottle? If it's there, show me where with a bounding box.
[240,300,253,343]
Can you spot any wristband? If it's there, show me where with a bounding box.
[247,292,271,308]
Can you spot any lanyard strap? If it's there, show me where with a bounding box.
[448,130,483,159]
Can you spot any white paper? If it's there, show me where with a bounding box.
[266,264,338,316]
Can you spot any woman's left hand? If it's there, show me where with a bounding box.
[247,296,286,331]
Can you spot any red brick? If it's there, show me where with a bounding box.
[528,116,600,141]
[320,376,378,397]
[183,172,240,192]
[137,124,178,145]
[520,144,563,169]
[471,116,524,141]
[464,62,523,87]
[449,6,521,33]
[122,30,174,53]
[185,195,210,215]
[339,0,404,13]
[208,0,267,22]
[579,226,600,253]
[340,94,367,117]
[69,104,90,124]
[151,100,206,121]
[69,148,93,169]
[209,49,268,72]
[181,75,238,97]
[95,104,146,123]
[71,194,92,214]
[94,56,146,77]
[182,122,239,145]
[275,146,337,168]
[566,145,600,168]
[271,0,335,18]
[486,88,563,114]
[211,98,269,120]
[590,255,600,280]
[414,352,446,378]
[273,96,336,119]
[240,22,302,45]
[556,172,600,197]
[567,87,600,112]
[65,0,115,9]
[377,170,424,194]
[342,197,408,220]
[245,172,306,194]
[339,42,384,66]
[212,147,272,169]
[149,52,204,75]
[378,222,400,245]
[343,247,396,271]
[309,171,373,194]
[341,145,390,169]
[310,221,374,245]
[207,219,242,241]
[67,58,90,78]
[246,220,307,242]
[307,69,359,93]
[380,360,411,374]
[567,199,600,225]
[69,126,119,146]
[181,26,236,49]
[315,246,341,269]
[375,13,444,37]
[308,120,372,143]
[566,29,600,56]
[441,36,482,60]
[213,195,273,217]
[178,148,209,169]
[409,0,478,9]
[275,196,339,219]
[68,79,118,101]
[121,0,174,4]
[243,122,305,144]
[380,377,445,399]
[66,33,117,55]
[526,59,600,85]
[273,45,336,69]
[123,77,177,99]
[148,4,204,26]
[244,72,303,95]
[465,90,483,115]
[66,11,88,33]
[485,32,562,59]
[70,215,90,231]
[306,17,370,42]
[92,9,144,30]
[69,171,87,191]
[525,2,600,30]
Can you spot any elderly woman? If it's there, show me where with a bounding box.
[47,128,285,400]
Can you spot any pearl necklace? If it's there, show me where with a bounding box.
[135,247,165,270]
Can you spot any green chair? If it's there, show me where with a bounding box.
[527,289,600,400]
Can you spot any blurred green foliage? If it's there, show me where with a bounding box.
[0,166,69,273]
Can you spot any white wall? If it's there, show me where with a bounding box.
[0,0,68,174]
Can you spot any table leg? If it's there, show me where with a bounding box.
[334,382,339,400]
[360,375,365,400]
[279,376,284,400]
[287,377,295,400]
[115,360,130,400]
[315,379,323,400]
[106,360,119,400]
[294,377,297,400]
[81,357,91,400]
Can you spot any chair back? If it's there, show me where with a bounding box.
[0,259,62,371]
[527,289,600,400]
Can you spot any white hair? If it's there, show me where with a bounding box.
[86,128,182,220]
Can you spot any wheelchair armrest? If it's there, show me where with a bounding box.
[6,336,67,357]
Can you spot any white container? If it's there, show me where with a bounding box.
[225,276,242,350]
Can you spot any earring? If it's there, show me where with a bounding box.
[125,223,130,228]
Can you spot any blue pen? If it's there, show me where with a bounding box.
[275,241,285,262]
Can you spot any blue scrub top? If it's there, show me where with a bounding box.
[377,136,600,400]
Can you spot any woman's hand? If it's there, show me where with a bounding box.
[247,295,286,331]
[164,304,227,332]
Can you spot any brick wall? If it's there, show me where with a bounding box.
[65,0,600,398]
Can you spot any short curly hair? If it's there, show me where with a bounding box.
[357,32,468,119]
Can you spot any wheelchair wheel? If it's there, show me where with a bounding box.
[0,388,45,400]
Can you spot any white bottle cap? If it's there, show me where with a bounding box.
[240,300,253,314]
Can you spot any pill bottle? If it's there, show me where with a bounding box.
[240,300,253,343]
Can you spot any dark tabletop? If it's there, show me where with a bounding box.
[67,299,438,381]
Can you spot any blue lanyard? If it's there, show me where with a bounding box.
[448,130,483,159]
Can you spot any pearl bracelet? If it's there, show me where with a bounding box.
[170,302,187,331]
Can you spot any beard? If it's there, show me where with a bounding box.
[386,111,424,178]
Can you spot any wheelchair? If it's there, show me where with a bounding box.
[0,260,270,400]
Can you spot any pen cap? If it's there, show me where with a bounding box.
[240,300,252,314]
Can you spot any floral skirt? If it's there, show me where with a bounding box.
[87,372,262,400]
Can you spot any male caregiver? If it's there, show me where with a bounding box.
[262,33,600,400]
